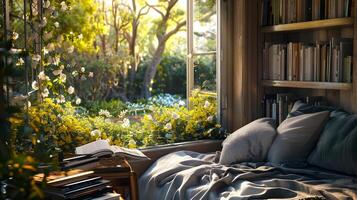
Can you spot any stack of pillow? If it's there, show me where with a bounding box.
[219,101,357,176]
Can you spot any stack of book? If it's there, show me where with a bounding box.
[262,94,326,124]
[263,38,353,83]
[35,170,120,200]
[261,0,353,26]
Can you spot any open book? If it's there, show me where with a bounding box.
[75,140,149,160]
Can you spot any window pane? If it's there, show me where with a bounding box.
[193,54,216,92]
[193,0,217,53]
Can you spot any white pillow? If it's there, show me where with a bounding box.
[219,118,277,165]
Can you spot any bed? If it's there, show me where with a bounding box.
[139,151,357,200]
[139,102,357,200]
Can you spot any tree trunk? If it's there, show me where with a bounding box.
[142,42,166,98]
[126,23,138,100]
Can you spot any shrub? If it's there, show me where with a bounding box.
[10,98,95,160]
[84,99,127,117]
[10,92,224,158]
[140,91,223,146]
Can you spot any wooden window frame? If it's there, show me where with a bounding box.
[186,0,222,122]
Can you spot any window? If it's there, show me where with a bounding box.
[187,0,220,119]
[4,0,224,155]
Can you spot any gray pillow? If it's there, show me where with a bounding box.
[268,111,330,164]
[219,118,277,165]
[308,111,357,176]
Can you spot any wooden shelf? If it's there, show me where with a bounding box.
[262,80,352,90]
[262,18,353,33]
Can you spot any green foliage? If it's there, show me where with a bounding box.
[140,91,222,146]
[84,100,127,117]
[10,99,94,158]
[153,55,187,96]
[10,93,223,155]
[0,156,46,200]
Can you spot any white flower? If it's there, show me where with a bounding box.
[60,1,68,11]
[26,101,31,108]
[40,17,47,27]
[67,46,74,53]
[43,47,49,55]
[32,3,38,16]
[56,95,66,103]
[72,70,78,77]
[204,100,210,108]
[16,58,24,66]
[128,139,136,145]
[52,69,62,76]
[164,123,172,130]
[81,67,85,73]
[178,100,186,107]
[31,81,39,90]
[42,88,49,98]
[90,129,101,137]
[88,72,94,78]
[207,116,214,122]
[99,109,112,118]
[172,112,179,120]
[75,97,81,105]
[59,65,65,70]
[52,56,60,65]
[32,54,41,62]
[78,34,83,39]
[67,86,75,94]
[38,71,47,81]
[44,0,50,8]
[54,22,59,28]
[12,32,19,40]
[165,133,172,139]
[113,80,119,86]
[146,114,153,121]
[59,73,67,82]
[122,118,130,128]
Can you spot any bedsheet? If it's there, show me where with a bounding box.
[139,151,357,200]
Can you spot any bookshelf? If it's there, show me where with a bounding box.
[262,18,354,33]
[262,80,352,90]
[259,0,357,117]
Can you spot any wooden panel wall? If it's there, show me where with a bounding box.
[228,0,260,131]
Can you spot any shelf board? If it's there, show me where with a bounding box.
[261,18,354,33]
[262,80,352,90]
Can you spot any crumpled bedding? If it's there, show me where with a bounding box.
[139,151,357,200]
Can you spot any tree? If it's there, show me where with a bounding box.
[142,0,186,98]
[122,0,150,99]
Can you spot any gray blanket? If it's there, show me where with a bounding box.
[139,151,357,200]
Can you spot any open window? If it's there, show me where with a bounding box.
[187,0,220,119]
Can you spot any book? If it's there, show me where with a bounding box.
[277,93,294,124]
[45,179,111,200]
[75,140,149,160]
[263,38,352,83]
[91,193,121,200]
[34,170,95,187]
[61,156,100,171]
[261,0,351,26]
[343,56,352,82]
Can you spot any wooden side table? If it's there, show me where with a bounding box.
[91,157,139,200]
